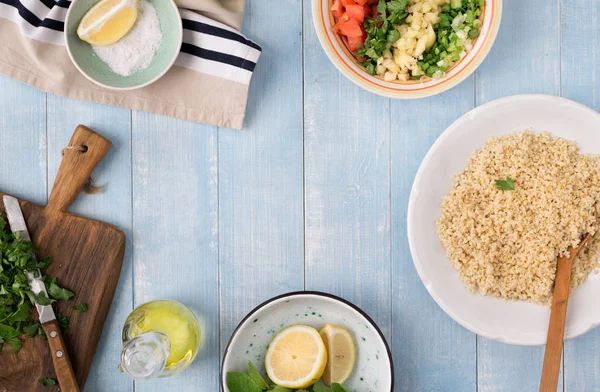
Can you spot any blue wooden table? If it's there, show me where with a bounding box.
[0,0,598,390]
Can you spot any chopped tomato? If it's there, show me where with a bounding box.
[371,4,379,18]
[354,0,369,4]
[331,0,344,19]
[366,0,378,4]
[345,4,365,23]
[334,12,349,24]
[340,0,356,6]
[346,35,364,51]
[333,18,363,38]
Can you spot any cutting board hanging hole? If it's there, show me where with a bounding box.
[62,143,104,195]
[47,125,112,214]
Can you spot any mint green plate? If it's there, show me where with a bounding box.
[65,0,182,90]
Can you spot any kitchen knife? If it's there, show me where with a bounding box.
[3,195,80,392]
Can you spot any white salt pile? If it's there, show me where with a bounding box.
[93,0,163,77]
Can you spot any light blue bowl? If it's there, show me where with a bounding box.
[65,0,182,90]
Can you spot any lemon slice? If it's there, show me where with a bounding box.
[77,0,138,46]
[319,324,356,386]
[265,325,327,389]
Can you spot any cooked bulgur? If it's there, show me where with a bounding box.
[436,132,600,304]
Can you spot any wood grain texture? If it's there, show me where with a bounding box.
[561,0,600,390]
[542,243,590,392]
[42,320,79,392]
[1,0,600,388]
[0,125,126,392]
[390,81,477,392]
[303,0,392,344]
[0,77,46,205]
[46,96,133,392]
[218,0,305,356]
[47,126,112,213]
[132,113,219,392]
[475,1,562,391]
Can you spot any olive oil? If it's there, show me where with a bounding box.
[120,300,201,379]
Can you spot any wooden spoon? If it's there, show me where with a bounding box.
[540,205,597,392]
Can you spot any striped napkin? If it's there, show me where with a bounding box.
[0,0,260,130]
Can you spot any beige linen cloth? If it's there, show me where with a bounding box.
[0,0,260,130]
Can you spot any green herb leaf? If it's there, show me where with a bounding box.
[39,377,57,386]
[387,0,408,13]
[247,361,269,390]
[354,0,409,72]
[73,303,88,313]
[270,387,292,392]
[3,301,31,323]
[37,257,52,269]
[48,281,74,301]
[495,176,515,191]
[7,336,22,353]
[332,383,352,392]
[23,322,40,338]
[0,215,74,355]
[0,323,18,336]
[56,312,69,330]
[35,292,56,306]
[386,28,400,43]
[313,384,333,392]
[225,372,262,392]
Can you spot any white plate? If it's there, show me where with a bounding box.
[408,94,600,346]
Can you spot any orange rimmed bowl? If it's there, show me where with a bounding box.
[311,0,502,99]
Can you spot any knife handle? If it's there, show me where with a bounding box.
[46,125,112,215]
[42,320,80,392]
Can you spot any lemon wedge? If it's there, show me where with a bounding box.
[265,325,327,389]
[77,0,138,46]
[319,324,356,386]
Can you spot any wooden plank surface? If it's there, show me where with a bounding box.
[391,81,477,391]
[475,1,562,391]
[132,114,220,392]
[46,97,133,392]
[0,78,46,204]
[0,0,599,389]
[218,0,305,355]
[303,0,392,345]
[561,0,600,390]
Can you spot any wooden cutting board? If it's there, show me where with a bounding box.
[0,125,126,392]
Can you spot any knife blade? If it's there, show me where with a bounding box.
[3,195,80,392]
[3,195,56,324]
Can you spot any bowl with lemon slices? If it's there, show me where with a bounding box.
[65,0,182,90]
[221,291,393,392]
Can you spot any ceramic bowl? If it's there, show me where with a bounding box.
[311,0,502,99]
[65,0,182,90]
[221,291,393,391]
[408,94,600,345]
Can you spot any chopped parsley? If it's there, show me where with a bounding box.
[355,0,409,74]
[0,216,77,353]
[39,377,57,386]
[73,303,88,313]
[495,176,515,191]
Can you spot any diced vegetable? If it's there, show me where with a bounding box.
[334,18,364,37]
[331,0,484,80]
[347,35,364,51]
[331,0,344,19]
[331,0,372,52]
[345,4,366,23]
